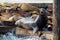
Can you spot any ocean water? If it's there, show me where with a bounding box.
[0,33,48,40]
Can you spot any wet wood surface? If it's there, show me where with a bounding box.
[0,26,14,33]
[16,27,54,40]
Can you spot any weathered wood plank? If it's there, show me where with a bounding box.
[16,27,53,35]
[0,26,14,33]
[16,27,41,36]
[16,27,54,40]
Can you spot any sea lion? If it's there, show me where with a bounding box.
[18,3,40,12]
[15,14,40,33]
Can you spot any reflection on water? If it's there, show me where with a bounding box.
[0,32,45,40]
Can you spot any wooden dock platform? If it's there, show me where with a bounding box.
[0,26,15,33]
[16,27,54,40]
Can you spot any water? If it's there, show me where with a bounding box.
[0,32,46,40]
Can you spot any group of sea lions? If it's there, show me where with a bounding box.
[0,3,53,34]
[0,3,40,33]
